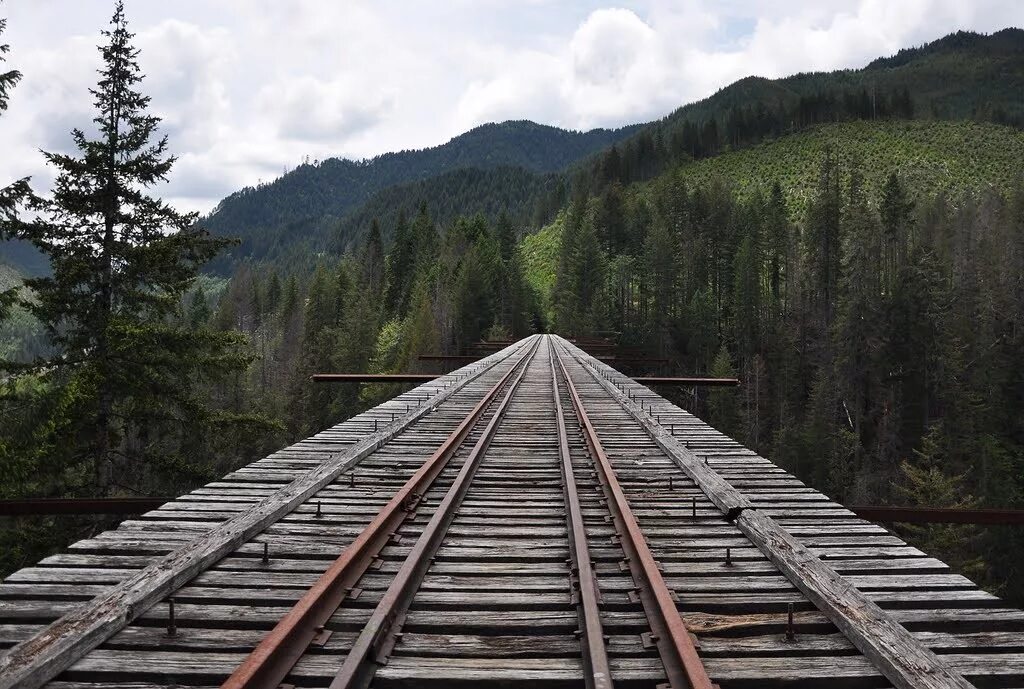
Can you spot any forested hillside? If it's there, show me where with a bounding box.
[573,28,1024,193]
[535,119,1024,600]
[214,27,1024,274]
[199,121,635,270]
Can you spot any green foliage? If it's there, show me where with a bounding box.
[528,128,1024,601]
[572,28,1024,195]
[0,6,20,114]
[520,215,562,326]
[674,120,1024,217]
[199,123,637,272]
[1,3,270,507]
[708,345,739,436]
[894,427,988,583]
[0,3,30,281]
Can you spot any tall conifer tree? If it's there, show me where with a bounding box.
[0,2,29,228]
[6,2,249,491]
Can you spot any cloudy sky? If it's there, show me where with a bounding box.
[1,0,1021,214]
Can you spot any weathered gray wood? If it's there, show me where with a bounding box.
[557,336,976,689]
[0,339,533,689]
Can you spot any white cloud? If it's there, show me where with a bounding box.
[263,75,393,143]
[0,0,1020,214]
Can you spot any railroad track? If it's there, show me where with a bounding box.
[1,335,1022,688]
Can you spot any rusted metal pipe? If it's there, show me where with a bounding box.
[849,506,1024,525]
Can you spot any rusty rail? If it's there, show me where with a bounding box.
[329,337,542,688]
[548,346,612,689]
[222,341,538,689]
[553,344,715,689]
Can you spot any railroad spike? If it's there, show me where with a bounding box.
[166,598,176,637]
[725,547,732,566]
[315,501,322,518]
[262,541,270,564]
[786,603,796,641]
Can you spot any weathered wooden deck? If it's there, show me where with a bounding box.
[1,335,1021,688]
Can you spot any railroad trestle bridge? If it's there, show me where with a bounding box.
[0,335,1020,689]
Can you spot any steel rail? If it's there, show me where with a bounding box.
[329,336,543,689]
[553,342,715,689]
[222,339,539,689]
[548,342,612,689]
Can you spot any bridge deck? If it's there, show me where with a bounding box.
[0,335,1020,689]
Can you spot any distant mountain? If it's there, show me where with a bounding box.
[204,165,566,274]
[573,28,1024,193]
[665,119,1024,215]
[198,120,640,269]
[666,28,1024,130]
[4,28,1022,278]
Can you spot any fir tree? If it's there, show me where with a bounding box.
[362,218,385,299]
[0,5,19,115]
[5,2,250,492]
[708,345,740,436]
[880,172,914,294]
[383,211,414,315]
[0,3,29,246]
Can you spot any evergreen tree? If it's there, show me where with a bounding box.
[895,426,986,582]
[833,166,882,480]
[292,265,340,435]
[880,172,914,294]
[708,345,739,436]
[803,149,843,349]
[0,7,17,115]
[732,210,763,360]
[5,2,254,493]
[383,210,414,315]
[404,277,441,365]
[0,2,29,246]
[186,285,211,328]
[763,181,792,316]
[362,218,385,299]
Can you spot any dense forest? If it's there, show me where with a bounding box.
[541,159,1024,600]
[1,3,1024,609]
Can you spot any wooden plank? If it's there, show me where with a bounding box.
[0,339,531,689]
[556,336,975,689]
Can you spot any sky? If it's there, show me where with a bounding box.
[0,0,1021,214]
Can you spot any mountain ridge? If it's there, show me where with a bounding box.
[3,27,1022,277]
